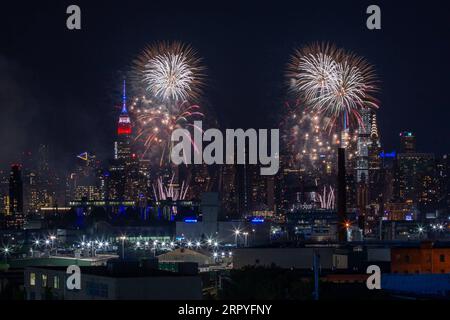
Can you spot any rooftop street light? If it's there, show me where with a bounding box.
[119,236,127,259]
[152,240,158,257]
[234,229,241,247]
[2,247,11,263]
[49,235,56,254]
[243,232,249,247]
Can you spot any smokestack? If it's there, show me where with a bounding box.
[337,147,347,242]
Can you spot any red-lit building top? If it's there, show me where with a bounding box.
[118,80,132,136]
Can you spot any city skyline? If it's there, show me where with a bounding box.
[1,0,450,168]
[1,0,450,303]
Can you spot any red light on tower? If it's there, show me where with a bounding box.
[118,115,132,135]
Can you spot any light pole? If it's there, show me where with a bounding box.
[234,230,240,247]
[153,240,158,257]
[50,235,56,255]
[243,232,249,247]
[119,236,126,259]
[418,226,424,240]
[45,239,50,255]
[3,248,9,263]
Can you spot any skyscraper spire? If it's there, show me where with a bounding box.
[121,79,127,114]
[370,113,379,139]
[370,112,381,148]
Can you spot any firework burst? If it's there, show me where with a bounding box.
[152,174,189,201]
[281,100,339,173]
[133,41,205,104]
[130,96,203,164]
[287,43,341,103]
[315,185,336,210]
[287,43,379,130]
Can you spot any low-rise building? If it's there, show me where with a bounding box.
[391,241,450,274]
[233,246,348,270]
[24,259,202,300]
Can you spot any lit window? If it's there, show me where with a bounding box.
[54,276,60,289]
[42,274,47,287]
[30,273,36,286]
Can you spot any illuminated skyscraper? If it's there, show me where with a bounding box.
[0,171,8,209]
[400,131,416,153]
[68,152,104,202]
[114,80,132,162]
[436,154,450,211]
[398,152,436,213]
[219,164,239,218]
[356,108,371,184]
[109,80,139,202]
[366,112,383,235]
[368,113,382,171]
[9,164,23,214]
[8,164,24,228]
[393,132,437,216]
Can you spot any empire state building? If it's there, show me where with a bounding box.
[114,80,132,162]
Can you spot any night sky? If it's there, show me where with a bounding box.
[1,0,449,169]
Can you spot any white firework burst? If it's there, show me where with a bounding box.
[134,42,204,103]
[144,53,195,101]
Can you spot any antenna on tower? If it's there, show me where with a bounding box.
[122,79,127,114]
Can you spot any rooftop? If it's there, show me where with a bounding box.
[26,260,197,278]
